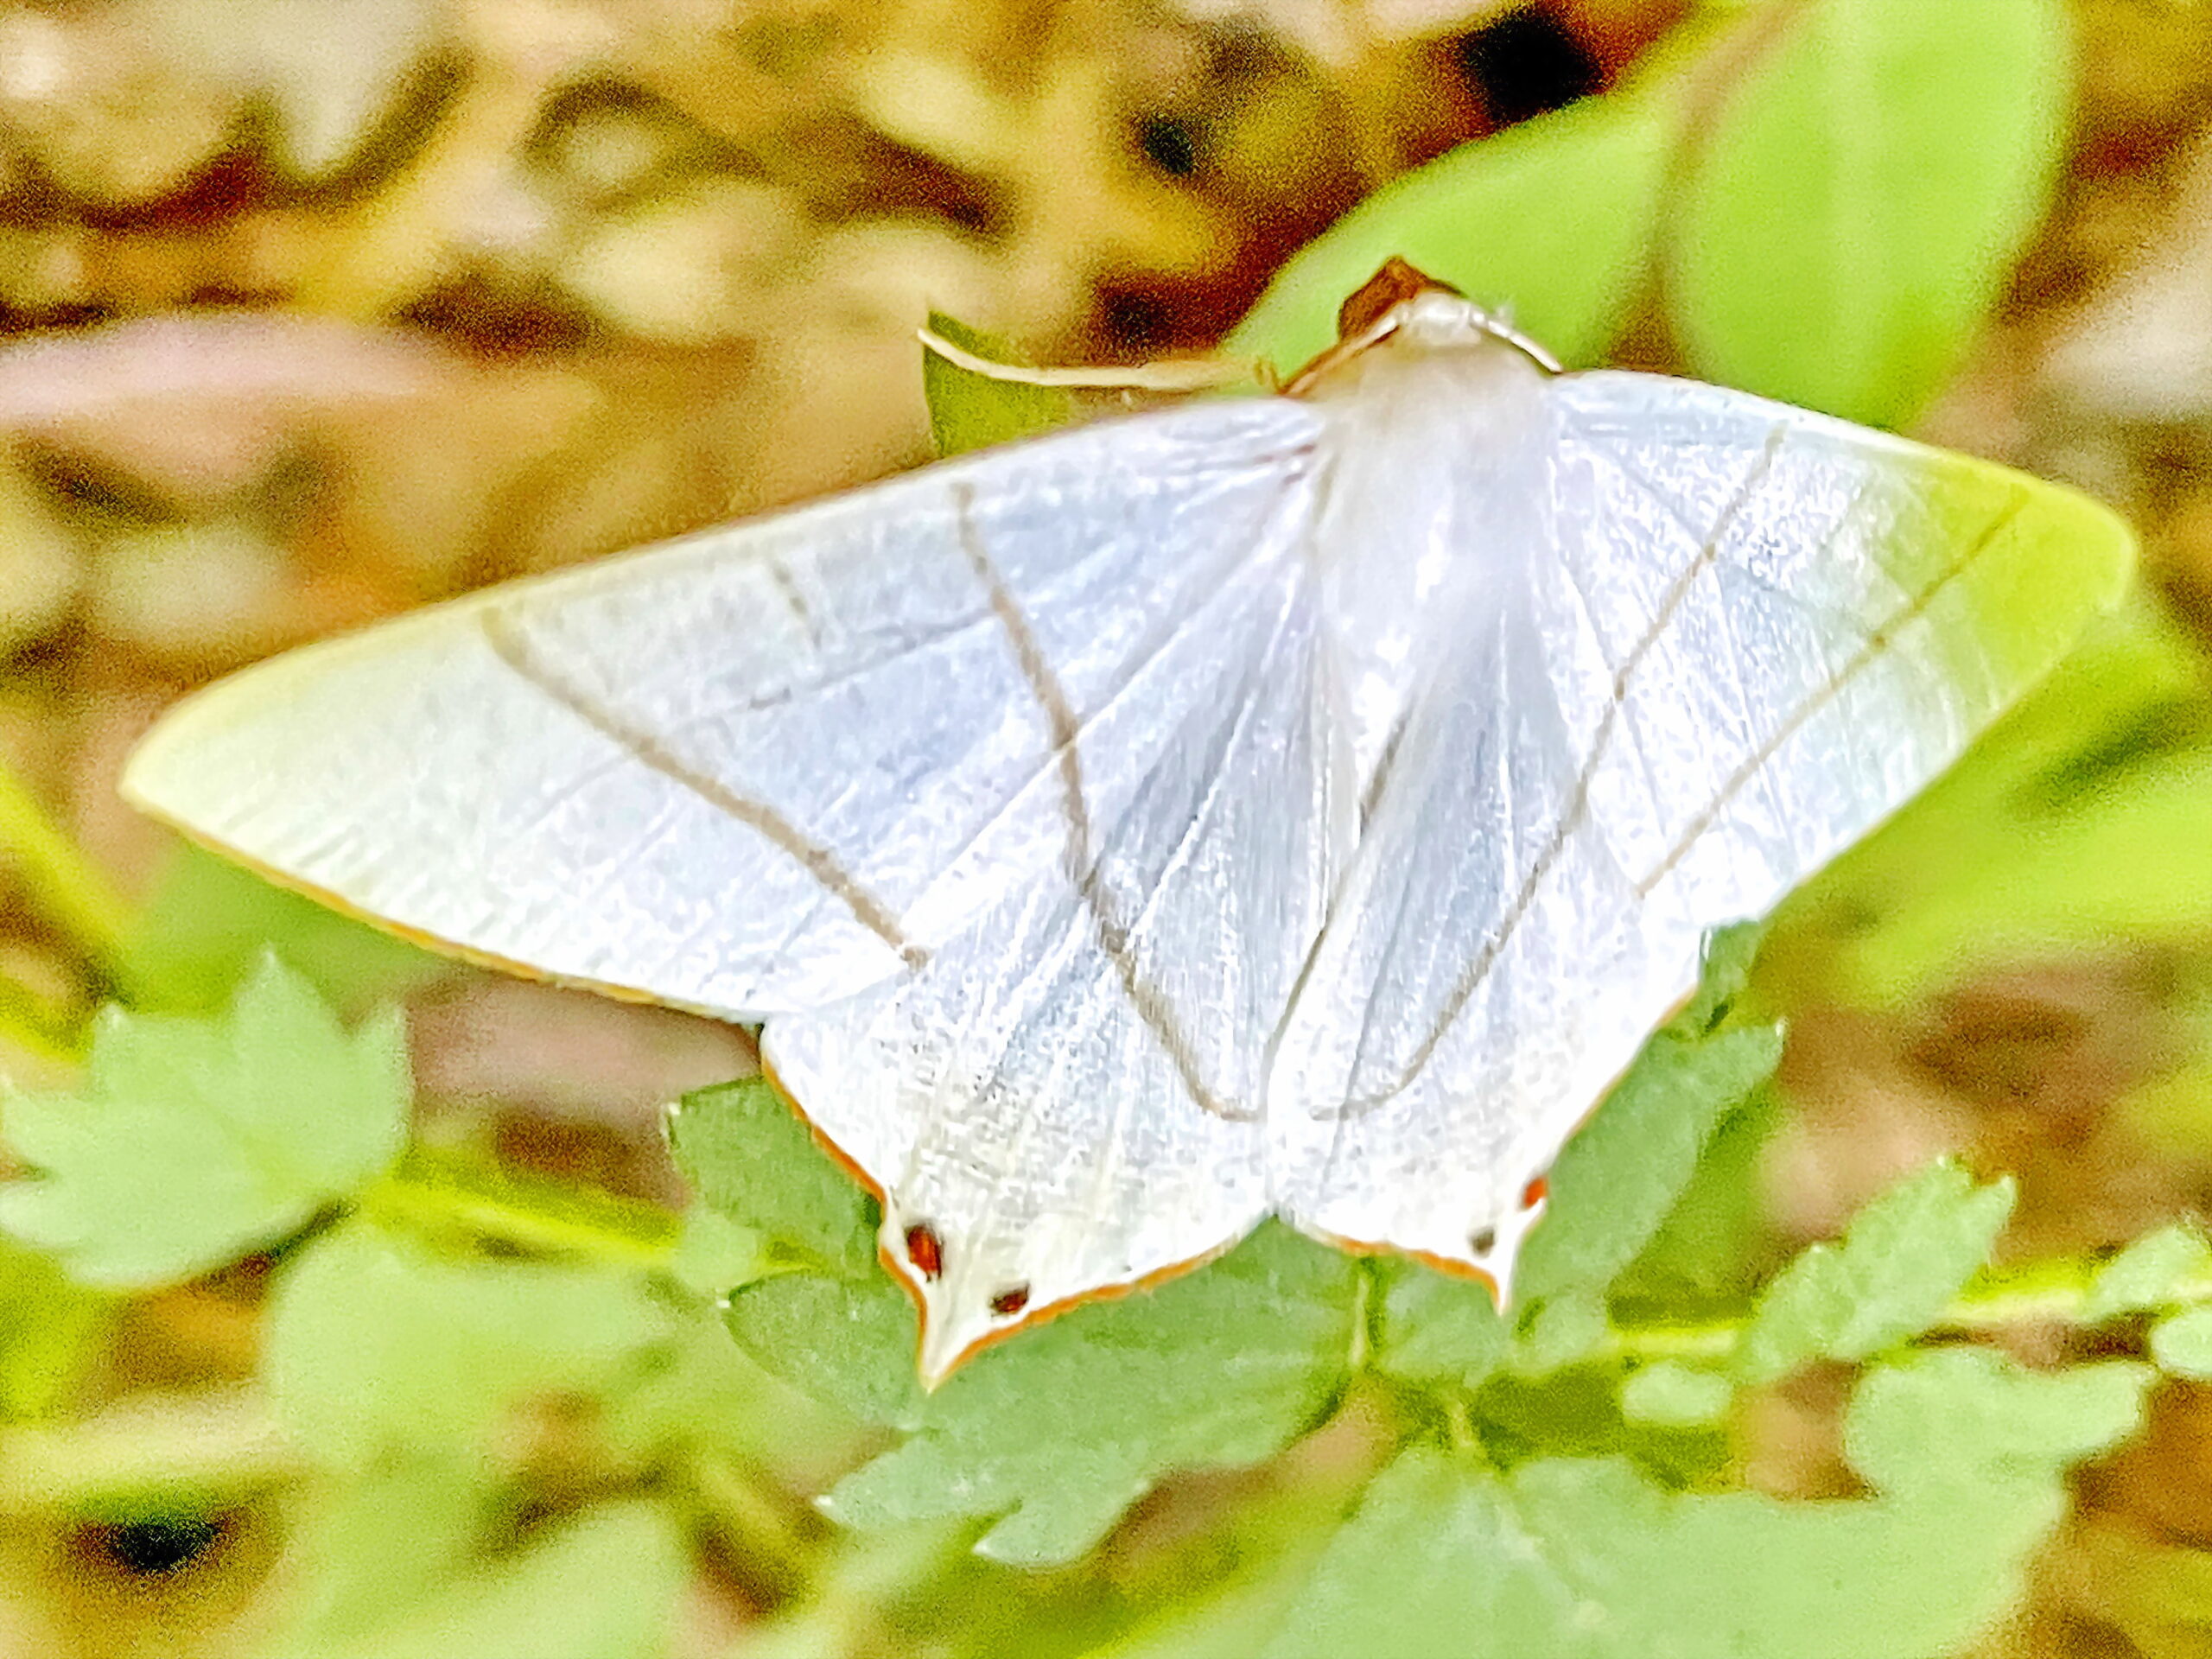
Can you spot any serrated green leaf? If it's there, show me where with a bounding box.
[2150,1308,2212,1381]
[726,1271,925,1430]
[1620,1362,1735,1427]
[1736,1160,2014,1383]
[264,1223,670,1467]
[2086,1223,2212,1322]
[1513,1022,1783,1303]
[125,842,449,1015]
[825,1224,1357,1567]
[667,1207,771,1299]
[1844,1348,2151,1494]
[923,313,1072,458]
[1614,1084,1780,1300]
[668,1076,875,1275]
[0,957,410,1285]
[1269,1352,2146,1659]
[1505,1293,1610,1379]
[1373,1259,1512,1389]
[1671,0,2069,425]
[1228,88,1675,372]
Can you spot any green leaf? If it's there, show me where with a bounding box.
[1228,88,1675,372]
[726,1270,925,1430]
[1844,1348,2151,1494]
[0,957,410,1285]
[2085,1223,2212,1322]
[125,842,450,1015]
[264,1222,670,1467]
[666,1207,771,1299]
[1372,1259,1511,1390]
[1670,0,2070,425]
[1614,1084,1781,1300]
[1620,1362,1735,1427]
[1504,1294,1610,1379]
[1268,1351,2148,1659]
[1375,933,1778,1387]
[668,1076,875,1276]
[923,313,1072,458]
[824,1224,1357,1567]
[2150,1308,2212,1381]
[1736,1160,2014,1383]
[1513,1022,1783,1303]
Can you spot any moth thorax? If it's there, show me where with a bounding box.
[1306,340,1553,793]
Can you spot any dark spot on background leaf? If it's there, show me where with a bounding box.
[1137,114,1203,176]
[78,1514,225,1577]
[1453,8,1604,130]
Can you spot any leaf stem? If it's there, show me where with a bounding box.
[1603,1250,2205,1368]
[360,1144,682,1270]
[0,756,133,980]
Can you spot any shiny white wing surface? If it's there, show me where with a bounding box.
[1270,368,2056,1285]
[766,537,1348,1379]
[123,400,1322,1020]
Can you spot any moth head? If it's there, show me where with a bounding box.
[1287,258,1562,396]
[1334,256,1465,343]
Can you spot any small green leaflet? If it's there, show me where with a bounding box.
[1266,1351,2148,1659]
[2085,1222,2212,1323]
[1375,927,1781,1390]
[1735,1160,2015,1384]
[816,1225,1356,1568]
[0,956,409,1285]
[264,1221,670,1467]
[2149,1308,2212,1382]
[922,313,1073,459]
[1511,1009,1782,1301]
[727,1272,927,1431]
[668,1077,875,1277]
[1619,1362,1734,1428]
[676,1077,1358,1567]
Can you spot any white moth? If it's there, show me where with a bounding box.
[124,262,2130,1381]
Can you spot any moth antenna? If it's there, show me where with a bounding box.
[917,327,1266,393]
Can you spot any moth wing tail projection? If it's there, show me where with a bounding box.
[766,546,1350,1382]
[1268,372,2133,1295]
[123,399,1323,1023]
